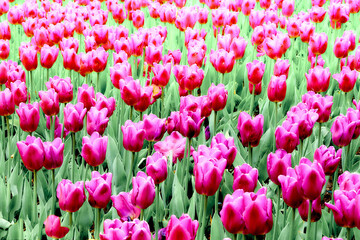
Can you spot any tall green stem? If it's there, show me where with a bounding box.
[306,200,312,240]
[125,152,135,192]
[52,169,56,214]
[299,139,303,164]
[274,102,278,128]
[250,84,255,116]
[184,138,191,195]
[213,111,217,137]
[33,171,38,224]
[69,212,73,227]
[347,228,351,240]
[97,72,100,95]
[30,71,34,102]
[95,208,101,240]
[318,122,321,147]
[155,184,160,240]
[71,132,76,182]
[272,185,281,240]
[248,144,252,166]
[130,106,133,121]
[6,116,10,179]
[289,207,296,240]
[140,209,144,221]
[345,143,351,172]
[199,195,208,240]
[51,116,55,140]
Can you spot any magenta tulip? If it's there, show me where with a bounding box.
[267,149,292,185]
[16,102,39,133]
[237,112,264,147]
[278,167,305,208]
[131,171,155,209]
[44,215,69,239]
[233,163,258,192]
[166,214,199,240]
[146,152,168,185]
[81,132,108,167]
[43,138,64,170]
[111,192,141,221]
[17,135,44,172]
[57,179,85,212]
[85,171,112,209]
[314,146,342,175]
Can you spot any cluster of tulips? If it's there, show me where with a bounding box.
[1,0,360,239]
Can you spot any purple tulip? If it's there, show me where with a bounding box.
[166,214,199,240]
[302,91,333,123]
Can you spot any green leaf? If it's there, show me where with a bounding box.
[0,218,11,229]
[210,212,224,240]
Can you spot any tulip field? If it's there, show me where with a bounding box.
[2,0,360,239]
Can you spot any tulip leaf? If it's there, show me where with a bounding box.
[210,212,224,240]
[169,175,185,218]
[0,218,11,230]
[76,201,94,229]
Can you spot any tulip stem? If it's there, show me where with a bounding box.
[95,208,101,240]
[345,143,351,172]
[130,106,133,121]
[184,138,191,195]
[272,185,280,240]
[318,122,321,148]
[6,116,10,179]
[250,83,255,116]
[33,171,37,225]
[155,184,160,240]
[306,200,312,240]
[139,111,143,121]
[30,71,33,102]
[52,169,56,214]
[289,207,296,240]
[248,144,252,166]
[213,111,217,137]
[97,72,100,95]
[19,218,23,240]
[140,209,144,221]
[299,139,303,164]
[51,116,55,140]
[274,102,278,128]
[71,132,76,182]
[69,212,73,227]
[347,228,351,240]
[125,152,136,192]
[199,195,208,240]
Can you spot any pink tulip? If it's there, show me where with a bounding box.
[309,33,328,56]
[141,114,166,142]
[299,22,315,43]
[95,93,116,118]
[233,163,258,192]
[122,120,145,152]
[152,62,171,87]
[111,192,141,221]
[43,138,64,170]
[46,76,73,104]
[146,152,168,185]
[220,188,273,235]
[166,214,199,240]
[38,89,59,116]
[267,75,287,103]
[298,196,322,222]
[208,83,228,111]
[211,133,237,169]
[179,109,205,139]
[0,39,9,60]
[17,135,44,172]
[209,49,235,74]
[16,102,39,133]
[246,60,266,85]
[19,44,37,72]
[237,112,264,147]
[131,171,155,209]
[310,6,326,23]
[132,10,145,29]
[91,47,109,73]
[273,59,290,78]
[154,131,186,163]
[282,0,294,17]
[331,114,356,147]
[85,171,112,209]
[302,92,333,123]
[230,37,247,60]
[334,37,350,59]
[305,66,331,93]
[10,80,27,106]
[267,149,292,185]
[40,44,59,69]
[193,146,227,196]
[0,21,10,40]
[278,167,305,208]
[333,66,359,93]
[314,145,342,176]
[251,26,265,46]
[81,132,108,167]
[44,215,69,239]
[77,84,96,111]
[57,179,85,212]
[295,158,325,200]
[275,121,299,153]
[64,103,86,133]
[110,62,132,89]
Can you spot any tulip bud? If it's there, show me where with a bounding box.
[44,215,69,239]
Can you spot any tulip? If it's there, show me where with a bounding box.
[38,89,59,116]
[286,103,319,140]
[267,149,292,185]
[10,80,27,106]
[87,107,109,136]
[208,83,228,111]
[154,131,186,163]
[295,157,325,200]
[19,45,37,72]
[233,163,258,192]
[267,75,287,103]
[63,103,86,133]
[122,120,145,152]
[166,214,199,240]
[95,93,116,118]
[17,136,44,172]
[57,179,85,212]
[251,26,265,46]
[16,102,39,133]
[43,138,64,170]
[132,10,144,29]
[278,168,305,208]
[152,62,171,87]
[134,85,153,113]
[91,47,109,73]
[173,64,204,92]
[0,39,9,60]
[220,188,273,235]
[193,148,227,196]
[273,59,290,78]
[328,3,349,29]
[113,51,128,65]
[310,6,326,23]
[61,48,78,71]
[237,112,264,147]
[246,60,266,85]
[275,121,299,153]
[46,76,73,104]
[111,192,141,221]
[179,109,205,139]
[110,62,132,89]
[230,37,247,60]
[314,146,342,176]
[282,0,294,17]
[85,171,112,209]
[302,92,333,123]
[299,21,315,43]
[309,33,328,56]
[33,27,49,48]
[146,152,167,185]
[305,66,331,93]
[44,215,69,239]
[77,84,95,111]
[211,133,237,169]
[333,66,359,93]
[92,25,109,46]
[48,23,64,45]
[209,49,235,75]
[343,30,356,52]
[81,132,108,167]
[40,44,59,69]
[142,114,166,142]
[331,114,356,148]
[131,171,155,209]
[334,37,350,59]
[0,21,10,40]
